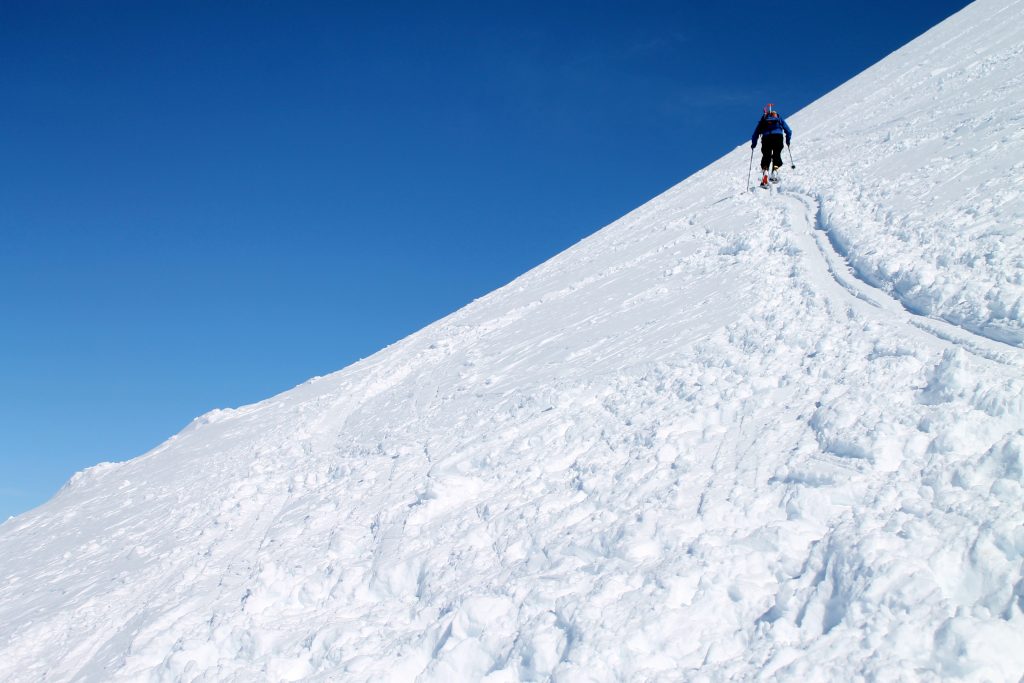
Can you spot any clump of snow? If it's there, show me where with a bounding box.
[1,0,1023,681]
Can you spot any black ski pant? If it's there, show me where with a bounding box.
[760,134,784,171]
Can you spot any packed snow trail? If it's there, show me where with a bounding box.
[780,189,1024,367]
[2,0,1024,681]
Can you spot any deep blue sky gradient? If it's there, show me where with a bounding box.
[1,0,972,519]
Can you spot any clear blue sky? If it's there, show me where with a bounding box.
[0,0,971,519]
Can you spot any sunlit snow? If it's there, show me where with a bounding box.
[2,0,1023,680]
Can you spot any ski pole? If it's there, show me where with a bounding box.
[787,144,795,169]
[747,147,754,191]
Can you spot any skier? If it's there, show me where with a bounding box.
[751,103,792,187]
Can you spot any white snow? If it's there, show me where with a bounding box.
[2,0,1023,680]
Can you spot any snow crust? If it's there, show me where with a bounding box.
[2,1,1023,680]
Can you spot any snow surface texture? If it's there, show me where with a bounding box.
[3,1,1024,681]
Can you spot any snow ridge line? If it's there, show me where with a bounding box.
[780,189,1024,368]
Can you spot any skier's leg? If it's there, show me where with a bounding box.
[759,141,771,186]
[771,137,784,170]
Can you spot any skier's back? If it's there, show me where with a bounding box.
[751,104,792,187]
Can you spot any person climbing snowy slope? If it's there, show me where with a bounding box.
[751,103,792,187]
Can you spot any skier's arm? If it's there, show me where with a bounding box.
[751,121,761,148]
[782,119,792,146]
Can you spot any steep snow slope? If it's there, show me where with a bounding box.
[2,0,1023,681]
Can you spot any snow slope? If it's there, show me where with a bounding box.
[2,0,1023,680]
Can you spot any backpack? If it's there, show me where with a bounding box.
[759,110,783,134]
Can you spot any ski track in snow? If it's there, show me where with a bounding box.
[2,1,1024,681]
[781,188,1024,368]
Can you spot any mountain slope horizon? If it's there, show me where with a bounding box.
[2,0,1023,680]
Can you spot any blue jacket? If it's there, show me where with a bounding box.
[751,114,792,146]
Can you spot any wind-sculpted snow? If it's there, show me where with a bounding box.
[784,0,1024,347]
[2,1,1024,681]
